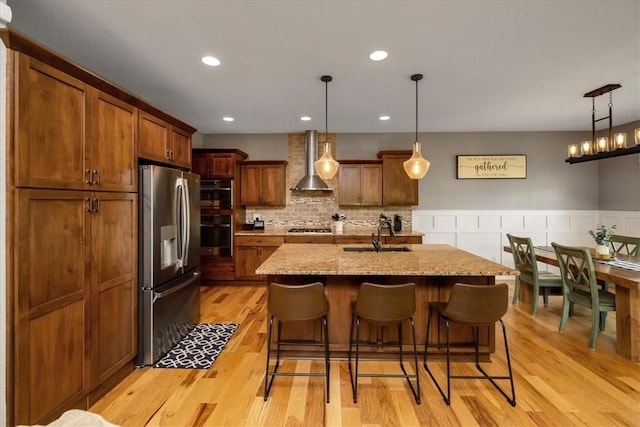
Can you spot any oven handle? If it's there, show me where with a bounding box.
[201,223,231,228]
[153,271,200,301]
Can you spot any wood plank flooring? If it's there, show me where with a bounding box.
[90,283,640,426]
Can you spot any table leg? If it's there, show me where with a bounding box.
[614,285,640,361]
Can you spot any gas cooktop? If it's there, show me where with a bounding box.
[287,227,332,234]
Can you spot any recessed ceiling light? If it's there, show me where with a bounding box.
[202,56,221,67]
[379,115,390,121]
[300,116,311,121]
[369,50,388,61]
[223,116,234,122]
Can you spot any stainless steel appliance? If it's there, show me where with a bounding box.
[200,179,232,209]
[138,165,201,366]
[288,227,332,233]
[201,212,233,256]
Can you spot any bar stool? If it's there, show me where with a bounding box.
[424,282,516,406]
[264,282,330,403]
[348,282,420,404]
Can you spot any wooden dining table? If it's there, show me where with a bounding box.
[503,245,640,361]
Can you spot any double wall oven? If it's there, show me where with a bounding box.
[201,179,233,256]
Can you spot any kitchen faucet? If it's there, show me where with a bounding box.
[372,219,395,252]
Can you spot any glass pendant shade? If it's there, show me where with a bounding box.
[403,141,431,179]
[315,142,339,180]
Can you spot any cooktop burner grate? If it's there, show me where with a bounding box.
[288,227,332,233]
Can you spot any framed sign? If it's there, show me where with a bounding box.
[456,155,527,179]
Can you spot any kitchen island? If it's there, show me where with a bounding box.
[256,243,518,360]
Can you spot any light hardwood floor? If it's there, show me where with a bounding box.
[90,283,640,426]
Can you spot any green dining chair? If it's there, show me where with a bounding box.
[551,242,616,349]
[507,234,563,315]
[610,235,640,257]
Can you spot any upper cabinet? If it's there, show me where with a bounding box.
[15,54,138,192]
[338,161,382,206]
[192,149,248,179]
[378,150,419,206]
[139,111,192,170]
[240,161,287,206]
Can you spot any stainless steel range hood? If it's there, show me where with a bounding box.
[290,130,332,191]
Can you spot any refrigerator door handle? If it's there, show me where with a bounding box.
[153,271,200,301]
[182,178,191,266]
[175,178,188,269]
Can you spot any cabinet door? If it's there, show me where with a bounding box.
[138,112,169,164]
[240,164,262,205]
[15,53,89,190]
[211,153,235,178]
[90,91,137,192]
[261,164,286,205]
[90,193,137,387]
[360,164,382,206]
[338,164,362,206]
[382,154,418,205]
[14,189,91,425]
[191,153,212,178]
[171,126,192,169]
[235,246,261,280]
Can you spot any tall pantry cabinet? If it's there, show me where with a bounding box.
[2,30,195,425]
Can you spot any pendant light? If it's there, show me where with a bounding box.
[403,73,431,179]
[314,75,339,180]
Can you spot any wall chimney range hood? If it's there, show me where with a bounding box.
[290,130,332,191]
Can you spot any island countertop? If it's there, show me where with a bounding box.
[256,243,518,276]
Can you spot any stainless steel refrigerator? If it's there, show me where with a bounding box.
[137,165,201,366]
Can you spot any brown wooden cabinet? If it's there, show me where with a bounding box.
[378,150,419,206]
[192,149,248,179]
[235,236,284,281]
[15,54,137,192]
[14,189,137,425]
[139,111,192,169]
[338,162,382,206]
[240,161,287,206]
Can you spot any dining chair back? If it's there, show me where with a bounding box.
[551,243,616,349]
[610,235,640,256]
[507,234,563,315]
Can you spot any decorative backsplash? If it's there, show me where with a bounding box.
[243,133,413,229]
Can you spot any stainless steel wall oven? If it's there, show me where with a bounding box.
[200,179,232,209]
[201,213,233,256]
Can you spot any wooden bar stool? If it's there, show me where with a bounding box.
[424,282,516,406]
[264,282,330,403]
[348,282,420,404]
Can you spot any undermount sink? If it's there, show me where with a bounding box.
[343,246,412,252]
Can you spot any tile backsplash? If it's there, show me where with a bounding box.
[244,133,413,229]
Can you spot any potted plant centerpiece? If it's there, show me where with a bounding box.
[589,224,616,259]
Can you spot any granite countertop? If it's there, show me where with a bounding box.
[236,227,424,237]
[255,243,519,276]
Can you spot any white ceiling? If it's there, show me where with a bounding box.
[7,0,640,135]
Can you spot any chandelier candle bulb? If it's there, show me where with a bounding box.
[568,144,578,158]
[581,140,592,156]
[613,133,627,149]
[596,137,609,153]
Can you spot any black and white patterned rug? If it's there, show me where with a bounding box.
[154,323,239,369]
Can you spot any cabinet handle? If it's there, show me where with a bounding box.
[93,198,100,213]
[85,197,92,212]
[166,149,171,160]
[93,170,100,185]
[170,150,175,160]
[85,169,92,184]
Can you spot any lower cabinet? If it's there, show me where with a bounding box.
[235,236,284,281]
[201,255,236,281]
[13,189,137,425]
